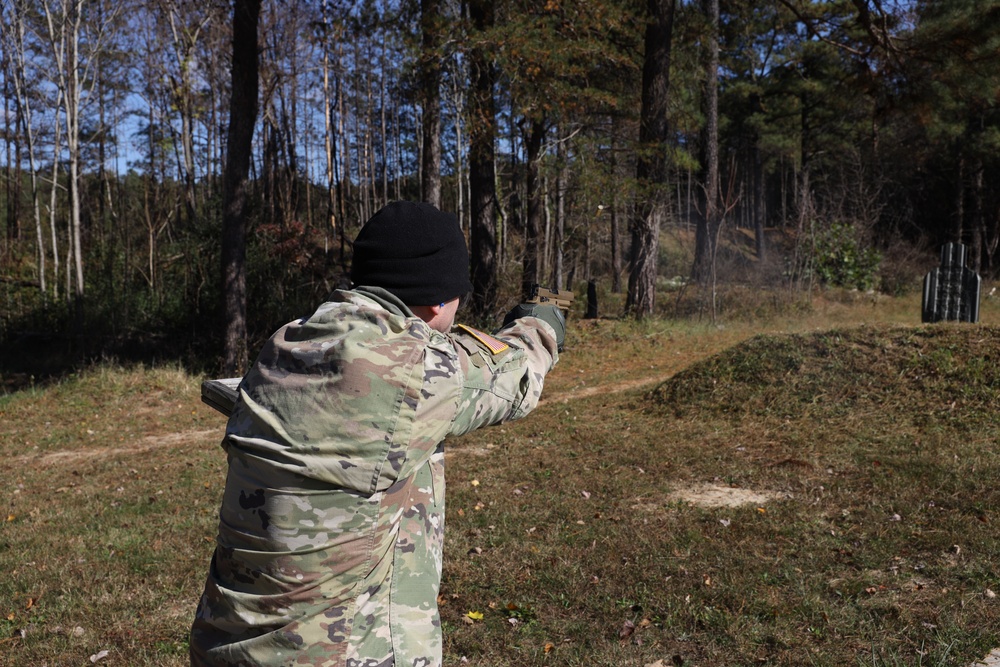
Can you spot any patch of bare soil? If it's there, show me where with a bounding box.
[972,649,1000,666]
[447,444,494,458]
[668,483,782,509]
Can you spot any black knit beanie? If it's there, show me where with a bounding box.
[350,201,473,305]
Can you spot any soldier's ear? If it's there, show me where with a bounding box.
[409,304,438,323]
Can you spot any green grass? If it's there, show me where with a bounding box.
[2,289,1000,666]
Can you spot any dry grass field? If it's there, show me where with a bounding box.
[3,287,1000,666]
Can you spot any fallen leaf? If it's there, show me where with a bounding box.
[544,642,555,654]
[90,649,109,663]
[619,619,635,640]
[581,490,591,499]
[465,611,483,621]
[644,661,666,667]
[986,589,996,599]
[5,515,14,522]
[471,479,480,487]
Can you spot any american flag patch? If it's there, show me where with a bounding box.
[456,324,509,355]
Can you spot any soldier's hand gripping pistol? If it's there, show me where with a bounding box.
[501,284,574,352]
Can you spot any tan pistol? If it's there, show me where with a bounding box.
[526,284,574,311]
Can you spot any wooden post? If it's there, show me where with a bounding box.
[585,280,598,319]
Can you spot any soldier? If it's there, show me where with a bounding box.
[190,201,564,666]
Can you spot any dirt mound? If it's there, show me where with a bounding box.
[650,324,1000,425]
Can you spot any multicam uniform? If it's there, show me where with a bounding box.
[190,287,559,667]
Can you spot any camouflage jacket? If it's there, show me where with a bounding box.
[190,287,559,667]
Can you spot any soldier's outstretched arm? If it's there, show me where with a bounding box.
[446,314,560,436]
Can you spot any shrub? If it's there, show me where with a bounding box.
[811,222,882,291]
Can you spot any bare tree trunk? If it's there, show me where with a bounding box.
[222,0,261,375]
[420,0,442,208]
[553,149,567,291]
[66,4,84,305]
[41,0,80,300]
[167,6,204,228]
[456,112,465,229]
[468,0,498,319]
[49,100,62,301]
[970,154,984,272]
[522,119,545,300]
[3,73,21,249]
[610,201,621,293]
[1,0,45,292]
[626,0,676,317]
[542,177,551,282]
[751,91,766,263]
[953,154,965,245]
[692,0,720,283]
[144,135,158,291]
[356,64,370,222]
[379,38,388,207]
[42,0,120,316]
[322,4,337,246]
[338,43,350,229]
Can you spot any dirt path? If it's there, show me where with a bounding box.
[544,375,665,403]
[12,428,218,466]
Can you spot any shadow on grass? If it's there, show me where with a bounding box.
[0,314,224,394]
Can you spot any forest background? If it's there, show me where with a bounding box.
[0,0,998,380]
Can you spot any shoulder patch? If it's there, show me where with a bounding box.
[456,324,510,355]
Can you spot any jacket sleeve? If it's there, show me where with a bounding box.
[446,316,560,437]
